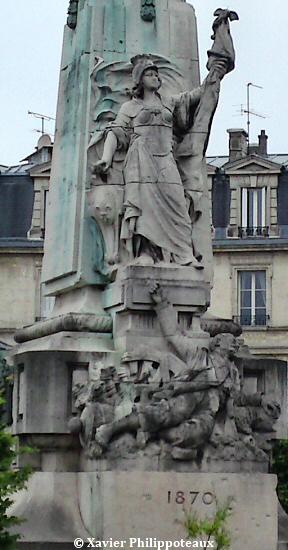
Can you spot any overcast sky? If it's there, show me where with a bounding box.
[1,0,287,166]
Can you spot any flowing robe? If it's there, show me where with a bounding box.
[108,92,201,264]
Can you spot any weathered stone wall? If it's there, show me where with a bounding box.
[0,252,42,345]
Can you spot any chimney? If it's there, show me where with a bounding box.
[258,129,268,157]
[227,129,248,162]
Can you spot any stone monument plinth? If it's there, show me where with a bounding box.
[78,472,277,550]
[8,3,284,550]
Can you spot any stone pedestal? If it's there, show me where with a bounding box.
[11,471,278,549]
[103,265,210,351]
[10,473,90,549]
[8,331,118,472]
[78,471,278,549]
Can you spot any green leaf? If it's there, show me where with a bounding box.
[0,391,32,546]
[184,500,233,550]
[272,439,288,513]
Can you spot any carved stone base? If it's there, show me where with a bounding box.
[78,471,277,549]
[11,471,278,549]
[8,332,117,447]
[103,265,210,350]
[79,445,270,473]
[104,265,210,312]
[10,473,89,547]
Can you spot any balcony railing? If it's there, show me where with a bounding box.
[233,314,270,327]
[238,226,269,238]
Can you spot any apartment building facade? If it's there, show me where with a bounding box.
[208,129,288,360]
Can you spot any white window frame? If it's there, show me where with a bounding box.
[237,270,267,326]
[231,260,273,329]
[241,187,266,230]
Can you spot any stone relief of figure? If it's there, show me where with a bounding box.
[87,55,187,272]
[233,391,281,457]
[68,281,280,462]
[69,363,136,458]
[150,284,281,460]
[89,10,238,272]
[94,53,206,268]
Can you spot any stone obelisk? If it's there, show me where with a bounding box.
[42,0,200,295]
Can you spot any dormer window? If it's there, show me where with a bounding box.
[239,187,268,237]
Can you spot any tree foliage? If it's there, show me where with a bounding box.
[184,499,233,549]
[0,392,31,549]
[272,439,288,514]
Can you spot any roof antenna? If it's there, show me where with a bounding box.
[244,83,265,153]
[28,111,55,135]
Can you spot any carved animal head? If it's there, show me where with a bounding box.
[95,194,117,225]
[140,0,156,22]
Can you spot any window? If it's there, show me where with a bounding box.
[41,189,49,238]
[238,270,267,326]
[239,188,268,237]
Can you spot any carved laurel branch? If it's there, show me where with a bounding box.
[14,313,113,343]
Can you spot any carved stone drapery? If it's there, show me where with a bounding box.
[88,11,238,275]
[141,0,156,22]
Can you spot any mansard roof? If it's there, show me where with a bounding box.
[0,174,34,239]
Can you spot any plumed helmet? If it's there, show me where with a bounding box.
[131,54,159,86]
